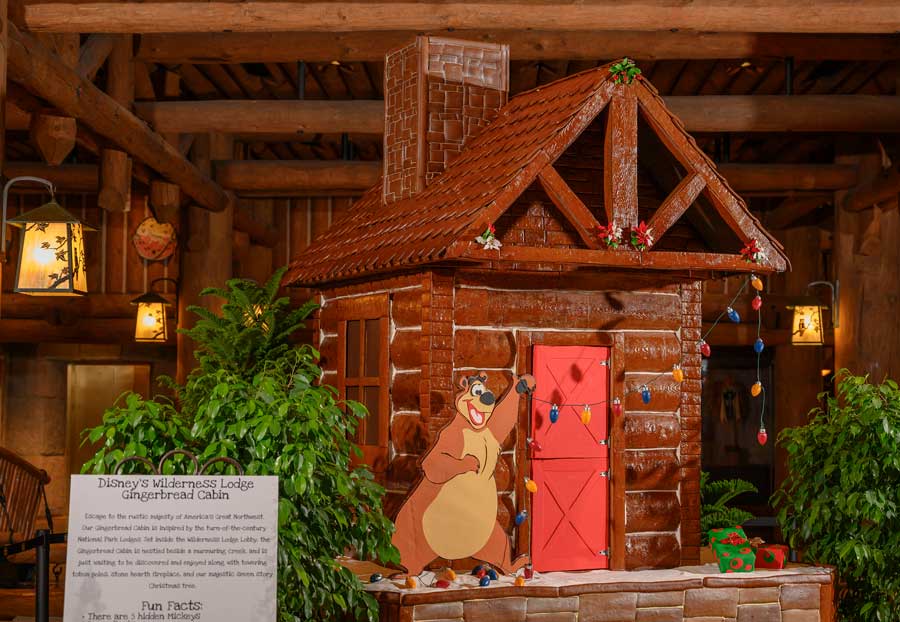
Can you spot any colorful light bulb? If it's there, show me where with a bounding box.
[405,576,418,589]
[757,427,768,446]
[612,397,622,417]
[475,569,487,579]
[549,404,559,424]
[487,569,498,581]
[641,386,651,404]
[751,275,764,291]
[581,405,592,425]
[727,306,740,323]
[515,576,526,587]
[479,576,491,587]
[445,568,457,581]
[524,477,538,493]
[515,510,528,526]
[672,365,684,383]
[751,381,762,397]
[527,437,543,452]
[752,295,763,311]
[369,573,383,583]
[754,338,765,353]
[524,565,534,579]
[435,579,451,589]
[471,565,483,576]
[700,340,711,357]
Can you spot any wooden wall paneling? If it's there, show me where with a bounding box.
[290,198,311,256]
[105,207,127,294]
[310,196,332,240]
[271,198,290,271]
[126,194,147,293]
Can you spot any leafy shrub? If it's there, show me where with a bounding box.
[700,471,757,545]
[774,371,900,621]
[83,269,398,621]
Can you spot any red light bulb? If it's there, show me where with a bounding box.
[612,397,622,417]
[752,295,762,311]
[527,437,542,452]
[757,427,768,446]
[700,340,711,357]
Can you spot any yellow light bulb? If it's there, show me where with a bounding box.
[525,478,538,494]
[751,275,764,291]
[672,365,684,383]
[581,406,591,425]
[751,381,762,397]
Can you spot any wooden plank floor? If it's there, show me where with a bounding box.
[0,586,64,621]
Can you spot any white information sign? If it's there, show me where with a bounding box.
[64,475,278,622]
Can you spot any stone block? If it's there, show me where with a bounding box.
[625,533,680,569]
[625,449,680,491]
[414,601,463,620]
[624,414,680,449]
[626,491,680,532]
[782,610,819,622]
[463,597,526,622]
[739,587,780,605]
[579,592,637,622]
[637,591,684,608]
[684,588,739,618]
[736,603,782,622]
[780,584,820,610]
[636,607,682,622]
[526,613,577,622]
[527,597,579,614]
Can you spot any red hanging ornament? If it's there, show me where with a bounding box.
[752,295,763,311]
[757,427,768,446]
[700,340,711,357]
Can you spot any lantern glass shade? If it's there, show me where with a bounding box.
[9,201,92,296]
[791,304,824,346]
[131,292,171,343]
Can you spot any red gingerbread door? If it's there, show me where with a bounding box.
[530,345,609,571]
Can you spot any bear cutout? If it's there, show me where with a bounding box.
[391,371,536,575]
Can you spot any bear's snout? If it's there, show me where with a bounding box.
[479,392,496,406]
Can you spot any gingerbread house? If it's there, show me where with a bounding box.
[285,36,789,572]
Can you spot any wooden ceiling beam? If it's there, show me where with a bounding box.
[134,100,383,135]
[843,165,900,211]
[214,160,381,193]
[136,31,900,64]
[6,23,231,212]
[18,2,900,34]
[76,33,115,81]
[765,194,831,229]
[132,96,900,135]
[717,163,859,192]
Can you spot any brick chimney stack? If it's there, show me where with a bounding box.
[382,36,509,204]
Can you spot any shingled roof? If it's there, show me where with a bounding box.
[285,64,788,287]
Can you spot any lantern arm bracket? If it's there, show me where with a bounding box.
[0,176,56,256]
[807,280,839,329]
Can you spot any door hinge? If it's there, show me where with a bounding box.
[599,470,609,477]
[597,549,609,556]
[598,439,608,446]
[599,359,609,366]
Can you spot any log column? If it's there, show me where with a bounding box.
[30,34,77,165]
[176,133,234,384]
[98,36,133,212]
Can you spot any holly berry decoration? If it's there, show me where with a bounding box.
[757,426,768,446]
[596,220,623,249]
[727,307,741,323]
[475,223,502,251]
[750,274,764,291]
[581,405,592,425]
[630,220,654,251]
[549,404,559,424]
[754,338,765,354]
[752,295,763,311]
[740,238,767,264]
[524,477,538,493]
[700,340,712,357]
[609,57,642,85]
[672,365,684,383]
[751,381,763,397]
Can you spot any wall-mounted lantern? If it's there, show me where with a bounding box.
[788,280,839,347]
[1,177,95,296]
[131,278,176,343]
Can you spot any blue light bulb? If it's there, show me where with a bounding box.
[754,338,764,353]
[515,510,528,526]
[487,569,498,581]
[641,386,651,404]
[549,404,559,424]
[727,307,740,323]
[479,576,491,587]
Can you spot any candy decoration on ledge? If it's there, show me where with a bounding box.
[630,220,654,251]
[475,223,502,250]
[581,405,592,425]
[596,220,623,248]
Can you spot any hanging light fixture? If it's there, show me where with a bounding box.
[787,281,838,347]
[1,177,95,296]
[131,278,176,343]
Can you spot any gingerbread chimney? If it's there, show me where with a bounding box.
[382,36,509,204]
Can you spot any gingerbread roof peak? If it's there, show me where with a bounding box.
[285,60,788,287]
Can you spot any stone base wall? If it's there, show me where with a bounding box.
[377,573,833,622]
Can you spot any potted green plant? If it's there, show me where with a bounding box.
[774,371,900,621]
[699,471,757,562]
[82,268,398,622]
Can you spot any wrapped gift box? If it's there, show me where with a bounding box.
[712,541,756,573]
[755,544,789,569]
[708,526,749,559]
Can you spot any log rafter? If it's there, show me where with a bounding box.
[646,173,707,241]
[537,164,602,249]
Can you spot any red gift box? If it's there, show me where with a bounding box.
[755,544,789,569]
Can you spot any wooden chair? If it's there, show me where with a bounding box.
[0,448,59,565]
